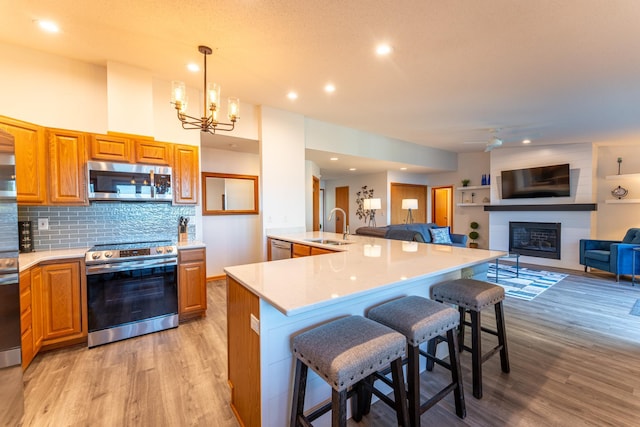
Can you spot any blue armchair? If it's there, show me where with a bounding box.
[579,228,640,281]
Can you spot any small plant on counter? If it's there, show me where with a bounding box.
[461,179,471,187]
[469,221,480,248]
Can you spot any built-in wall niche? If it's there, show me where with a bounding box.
[202,172,259,215]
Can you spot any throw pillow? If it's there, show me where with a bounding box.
[430,227,453,245]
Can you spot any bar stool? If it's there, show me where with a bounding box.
[429,278,510,399]
[366,296,466,427]
[290,315,409,427]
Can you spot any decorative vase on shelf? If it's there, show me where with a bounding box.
[611,185,628,199]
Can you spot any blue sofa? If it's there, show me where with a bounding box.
[579,228,640,281]
[355,223,468,247]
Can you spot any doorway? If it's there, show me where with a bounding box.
[334,186,349,233]
[431,186,453,228]
[390,183,427,224]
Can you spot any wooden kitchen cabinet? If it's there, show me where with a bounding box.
[173,144,199,204]
[47,129,88,205]
[134,140,172,165]
[292,243,312,258]
[19,267,43,370]
[178,248,207,320]
[41,260,85,345]
[89,134,132,162]
[0,116,47,204]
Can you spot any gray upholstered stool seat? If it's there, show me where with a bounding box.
[430,278,505,311]
[366,296,466,426]
[290,315,409,427]
[429,278,510,399]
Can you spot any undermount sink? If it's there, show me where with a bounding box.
[304,238,352,246]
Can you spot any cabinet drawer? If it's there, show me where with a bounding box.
[179,248,205,263]
[292,243,311,258]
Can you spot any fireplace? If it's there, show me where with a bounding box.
[509,222,561,259]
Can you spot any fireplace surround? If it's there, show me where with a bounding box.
[509,222,561,259]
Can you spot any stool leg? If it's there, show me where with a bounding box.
[352,374,373,420]
[407,344,421,427]
[390,357,410,427]
[446,329,466,419]
[290,359,307,427]
[425,337,436,371]
[332,389,347,427]
[458,307,466,353]
[495,301,510,373]
[470,310,483,399]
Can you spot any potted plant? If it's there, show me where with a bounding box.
[468,221,480,248]
[461,179,471,187]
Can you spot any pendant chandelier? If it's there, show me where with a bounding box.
[171,45,239,134]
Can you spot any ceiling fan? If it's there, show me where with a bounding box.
[464,128,504,152]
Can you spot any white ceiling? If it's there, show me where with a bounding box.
[3,1,640,178]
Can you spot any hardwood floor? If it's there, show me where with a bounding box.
[22,267,640,426]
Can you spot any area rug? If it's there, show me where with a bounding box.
[486,263,568,301]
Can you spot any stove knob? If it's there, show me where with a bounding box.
[165,246,174,253]
[156,247,165,254]
[104,251,113,258]
[91,252,101,260]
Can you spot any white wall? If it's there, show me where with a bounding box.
[260,106,306,241]
[200,147,261,276]
[595,142,640,239]
[488,143,595,270]
[427,152,491,241]
[323,172,389,232]
[0,42,107,132]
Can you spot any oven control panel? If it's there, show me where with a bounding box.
[86,244,177,264]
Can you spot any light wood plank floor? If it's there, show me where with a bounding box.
[23,266,640,426]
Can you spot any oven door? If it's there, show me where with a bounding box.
[87,260,178,348]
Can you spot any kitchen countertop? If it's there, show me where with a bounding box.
[19,241,206,272]
[224,231,506,316]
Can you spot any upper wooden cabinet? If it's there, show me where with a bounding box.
[48,129,88,205]
[134,140,172,165]
[89,134,172,166]
[0,116,47,204]
[173,144,199,205]
[89,134,132,162]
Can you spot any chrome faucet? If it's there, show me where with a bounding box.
[328,207,348,240]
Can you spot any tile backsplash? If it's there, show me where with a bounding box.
[19,203,196,251]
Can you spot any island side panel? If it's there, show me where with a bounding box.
[227,276,261,427]
[259,270,461,427]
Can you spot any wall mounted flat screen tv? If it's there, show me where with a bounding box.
[501,163,570,199]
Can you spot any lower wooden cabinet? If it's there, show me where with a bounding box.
[178,248,207,320]
[41,260,85,346]
[292,242,337,258]
[19,266,45,370]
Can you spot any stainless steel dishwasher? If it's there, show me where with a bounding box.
[270,239,292,260]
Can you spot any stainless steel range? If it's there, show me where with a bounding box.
[86,240,178,348]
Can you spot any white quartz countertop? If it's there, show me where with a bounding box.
[224,232,506,316]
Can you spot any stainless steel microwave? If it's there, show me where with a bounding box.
[87,161,172,202]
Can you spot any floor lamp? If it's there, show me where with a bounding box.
[363,198,381,227]
[402,198,418,224]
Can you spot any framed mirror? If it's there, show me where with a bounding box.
[202,172,259,215]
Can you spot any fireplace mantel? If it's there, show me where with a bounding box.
[484,204,597,212]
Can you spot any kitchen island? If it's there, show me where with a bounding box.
[224,232,505,427]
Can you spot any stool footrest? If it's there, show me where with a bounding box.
[420,382,458,415]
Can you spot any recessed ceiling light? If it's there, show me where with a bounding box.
[376,44,393,56]
[287,91,298,100]
[187,63,199,72]
[349,168,356,171]
[36,20,60,33]
[400,167,407,170]
[522,139,531,144]
[330,157,338,161]
[324,83,336,93]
